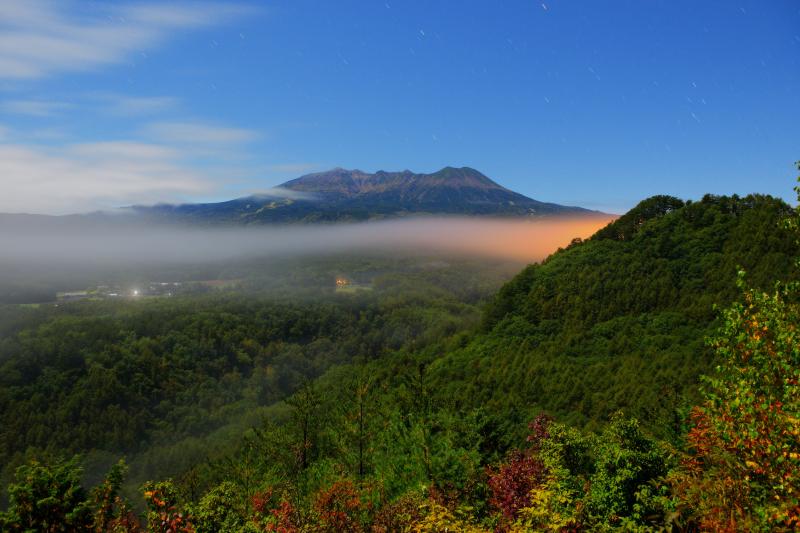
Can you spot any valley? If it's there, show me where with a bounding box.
[2,191,798,530]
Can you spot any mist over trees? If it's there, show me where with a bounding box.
[1,185,799,531]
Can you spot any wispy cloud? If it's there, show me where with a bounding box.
[0,141,215,214]
[0,1,252,80]
[0,99,71,116]
[96,94,179,116]
[0,2,266,214]
[247,187,320,201]
[17,127,70,141]
[265,163,321,175]
[145,121,259,145]
[68,141,180,160]
[2,92,180,118]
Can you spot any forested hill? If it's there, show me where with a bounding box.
[486,194,794,330]
[424,193,797,439]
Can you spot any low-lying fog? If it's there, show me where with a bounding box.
[0,215,615,266]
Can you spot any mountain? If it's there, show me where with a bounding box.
[279,166,556,208]
[131,166,600,224]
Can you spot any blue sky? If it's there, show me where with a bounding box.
[0,0,798,214]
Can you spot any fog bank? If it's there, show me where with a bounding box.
[0,216,615,267]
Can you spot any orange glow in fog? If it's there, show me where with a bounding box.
[369,215,618,262]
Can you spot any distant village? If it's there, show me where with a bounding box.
[334,276,372,293]
[56,280,239,302]
[51,276,371,304]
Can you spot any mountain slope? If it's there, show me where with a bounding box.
[133,167,599,224]
[414,193,798,439]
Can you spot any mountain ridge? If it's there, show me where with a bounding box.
[278,166,512,198]
[0,167,606,224]
[131,166,602,224]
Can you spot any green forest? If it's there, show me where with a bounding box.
[2,182,800,531]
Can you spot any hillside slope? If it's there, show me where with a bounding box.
[417,193,798,439]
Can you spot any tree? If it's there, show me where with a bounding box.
[486,415,550,528]
[287,381,320,472]
[191,481,248,532]
[142,479,194,533]
[90,459,138,532]
[336,370,376,481]
[0,456,93,532]
[313,479,369,533]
